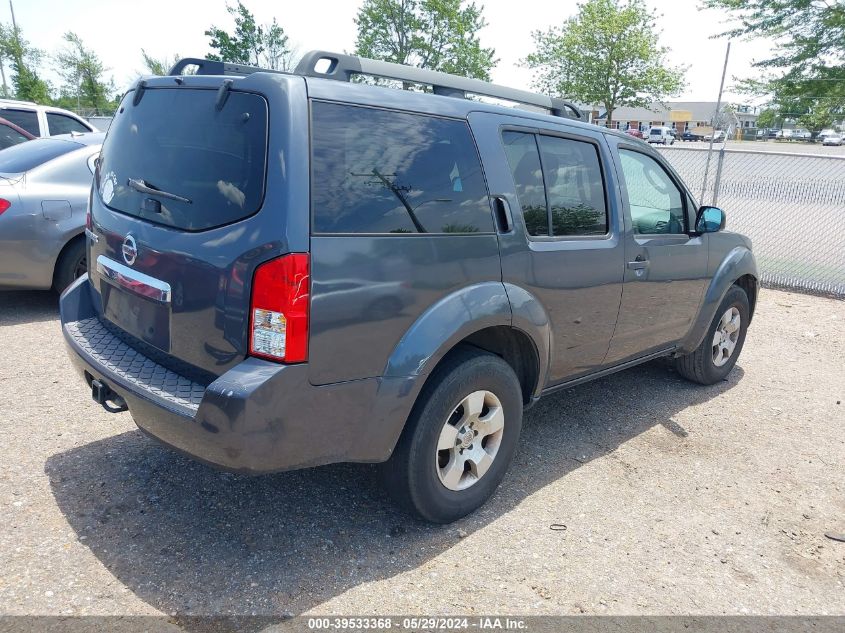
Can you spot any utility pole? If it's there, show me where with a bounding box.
[701,41,731,205]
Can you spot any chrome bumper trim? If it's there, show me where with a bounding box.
[96,255,171,303]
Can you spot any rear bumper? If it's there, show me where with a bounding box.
[60,276,403,473]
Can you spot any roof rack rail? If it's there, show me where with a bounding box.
[168,57,288,78]
[295,51,582,120]
[168,51,582,121]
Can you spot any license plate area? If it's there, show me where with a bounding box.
[97,256,171,352]
[101,282,171,351]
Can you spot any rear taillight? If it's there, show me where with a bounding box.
[0,199,10,215]
[249,253,309,363]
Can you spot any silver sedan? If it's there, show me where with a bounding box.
[0,133,103,292]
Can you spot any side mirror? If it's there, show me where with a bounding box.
[696,206,726,233]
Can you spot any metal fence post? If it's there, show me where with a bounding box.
[712,147,726,207]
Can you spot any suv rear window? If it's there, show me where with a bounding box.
[0,138,80,173]
[311,102,492,234]
[97,88,268,231]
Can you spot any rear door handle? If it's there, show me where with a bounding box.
[627,259,649,270]
[491,195,513,234]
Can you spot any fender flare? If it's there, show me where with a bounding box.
[361,282,551,461]
[679,246,758,353]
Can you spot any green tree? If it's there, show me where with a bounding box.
[755,107,779,129]
[523,0,685,127]
[141,49,180,76]
[0,23,51,103]
[704,0,844,131]
[205,1,295,70]
[55,32,115,114]
[353,0,497,81]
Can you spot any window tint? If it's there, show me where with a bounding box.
[46,112,90,135]
[0,138,80,173]
[0,108,39,135]
[98,88,268,231]
[618,149,685,234]
[503,131,608,237]
[538,135,607,236]
[0,123,29,149]
[502,131,547,236]
[311,102,492,234]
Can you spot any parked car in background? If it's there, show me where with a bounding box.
[822,133,843,146]
[0,132,103,292]
[625,128,643,139]
[756,128,768,140]
[792,129,812,141]
[768,129,779,139]
[776,129,794,140]
[0,116,36,149]
[681,130,704,141]
[60,52,758,523]
[703,130,726,142]
[648,126,675,145]
[0,99,97,138]
[818,128,836,140]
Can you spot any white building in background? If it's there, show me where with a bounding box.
[588,102,759,132]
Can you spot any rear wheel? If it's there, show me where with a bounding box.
[53,238,86,293]
[675,285,749,385]
[382,347,523,523]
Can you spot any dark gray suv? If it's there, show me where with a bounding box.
[60,52,758,523]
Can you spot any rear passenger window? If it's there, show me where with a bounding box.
[503,131,608,237]
[501,131,547,236]
[311,102,492,234]
[538,136,607,236]
[0,108,39,136]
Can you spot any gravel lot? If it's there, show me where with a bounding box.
[0,288,843,619]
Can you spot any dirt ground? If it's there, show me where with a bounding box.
[0,288,843,619]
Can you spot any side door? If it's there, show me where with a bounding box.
[604,137,708,364]
[468,112,625,384]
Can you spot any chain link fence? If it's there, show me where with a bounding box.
[657,146,845,298]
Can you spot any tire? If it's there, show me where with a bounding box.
[675,285,750,385]
[381,347,523,523]
[53,238,87,293]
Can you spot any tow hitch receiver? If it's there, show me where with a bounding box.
[91,378,129,413]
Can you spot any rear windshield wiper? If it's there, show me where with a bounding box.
[127,178,192,204]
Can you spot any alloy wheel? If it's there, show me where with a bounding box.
[436,390,505,491]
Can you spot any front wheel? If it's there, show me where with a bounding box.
[381,348,523,523]
[675,286,750,385]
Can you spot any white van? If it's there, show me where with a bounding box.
[648,126,675,145]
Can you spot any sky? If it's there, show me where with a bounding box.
[7,0,777,106]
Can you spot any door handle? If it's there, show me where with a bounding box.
[491,195,513,234]
[627,256,649,270]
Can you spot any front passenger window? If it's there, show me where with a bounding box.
[618,149,685,234]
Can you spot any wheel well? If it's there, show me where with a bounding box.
[55,233,85,270]
[447,326,540,406]
[734,274,758,322]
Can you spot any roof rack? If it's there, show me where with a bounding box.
[169,51,582,121]
[168,57,288,77]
